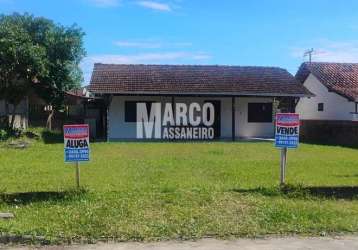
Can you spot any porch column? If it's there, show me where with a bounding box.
[104,94,113,142]
[232,96,236,141]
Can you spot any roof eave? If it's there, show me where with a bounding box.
[89,91,313,98]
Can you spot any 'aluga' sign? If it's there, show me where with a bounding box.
[63,124,90,188]
[64,124,90,162]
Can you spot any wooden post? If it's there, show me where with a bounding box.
[232,97,236,141]
[75,161,80,188]
[280,147,287,185]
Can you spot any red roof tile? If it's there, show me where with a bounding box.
[296,62,358,101]
[89,64,312,97]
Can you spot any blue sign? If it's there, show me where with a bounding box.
[64,124,90,162]
[64,148,89,162]
[275,113,299,148]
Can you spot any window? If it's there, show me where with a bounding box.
[125,101,152,122]
[248,103,273,123]
[318,103,324,112]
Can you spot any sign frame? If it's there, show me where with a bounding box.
[275,113,299,149]
[63,124,90,188]
[64,124,90,162]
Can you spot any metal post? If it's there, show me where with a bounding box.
[280,147,287,185]
[75,161,80,188]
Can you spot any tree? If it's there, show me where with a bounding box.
[0,13,86,129]
[0,13,48,128]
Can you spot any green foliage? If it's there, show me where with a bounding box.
[0,127,22,140]
[0,13,47,124]
[25,127,63,143]
[1,142,358,243]
[0,126,62,142]
[0,129,8,140]
[0,12,86,111]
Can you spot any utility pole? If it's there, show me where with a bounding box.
[304,48,314,63]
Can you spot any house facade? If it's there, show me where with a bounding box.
[296,62,358,121]
[89,64,311,141]
[296,62,358,145]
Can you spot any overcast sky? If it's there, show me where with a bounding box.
[1,0,358,84]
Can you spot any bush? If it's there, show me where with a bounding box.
[0,127,22,141]
[0,127,63,143]
[25,127,63,143]
[0,129,9,141]
[41,129,63,143]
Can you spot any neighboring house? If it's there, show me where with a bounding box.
[89,64,311,141]
[296,62,358,145]
[0,86,104,137]
[296,62,358,121]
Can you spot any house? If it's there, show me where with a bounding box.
[89,64,311,141]
[28,87,105,137]
[296,62,358,121]
[0,87,105,138]
[296,62,358,145]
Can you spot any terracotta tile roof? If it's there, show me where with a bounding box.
[66,88,85,97]
[296,62,358,101]
[89,64,312,97]
[66,86,92,98]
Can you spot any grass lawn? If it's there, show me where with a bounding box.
[1,138,358,243]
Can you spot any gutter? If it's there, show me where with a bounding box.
[88,91,314,98]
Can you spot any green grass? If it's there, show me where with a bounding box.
[1,138,358,243]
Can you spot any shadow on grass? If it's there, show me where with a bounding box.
[0,189,88,205]
[107,139,274,143]
[231,185,358,200]
[334,174,358,178]
[301,139,358,150]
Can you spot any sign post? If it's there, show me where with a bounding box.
[64,124,90,188]
[280,147,287,184]
[275,113,299,186]
[75,161,80,188]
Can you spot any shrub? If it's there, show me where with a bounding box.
[25,127,63,143]
[0,127,22,141]
[0,129,8,141]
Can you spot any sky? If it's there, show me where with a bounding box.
[1,0,358,85]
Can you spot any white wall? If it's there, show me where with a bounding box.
[108,96,275,140]
[236,97,275,138]
[108,96,170,139]
[108,96,233,139]
[296,73,355,120]
[173,96,233,138]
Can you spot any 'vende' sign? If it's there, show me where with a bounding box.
[275,113,299,148]
[64,124,90,162]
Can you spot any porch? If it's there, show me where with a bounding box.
[105,95,296,141]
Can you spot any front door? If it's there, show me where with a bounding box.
[204,100,221,138]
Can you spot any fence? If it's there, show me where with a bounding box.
[300,120,358,147]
